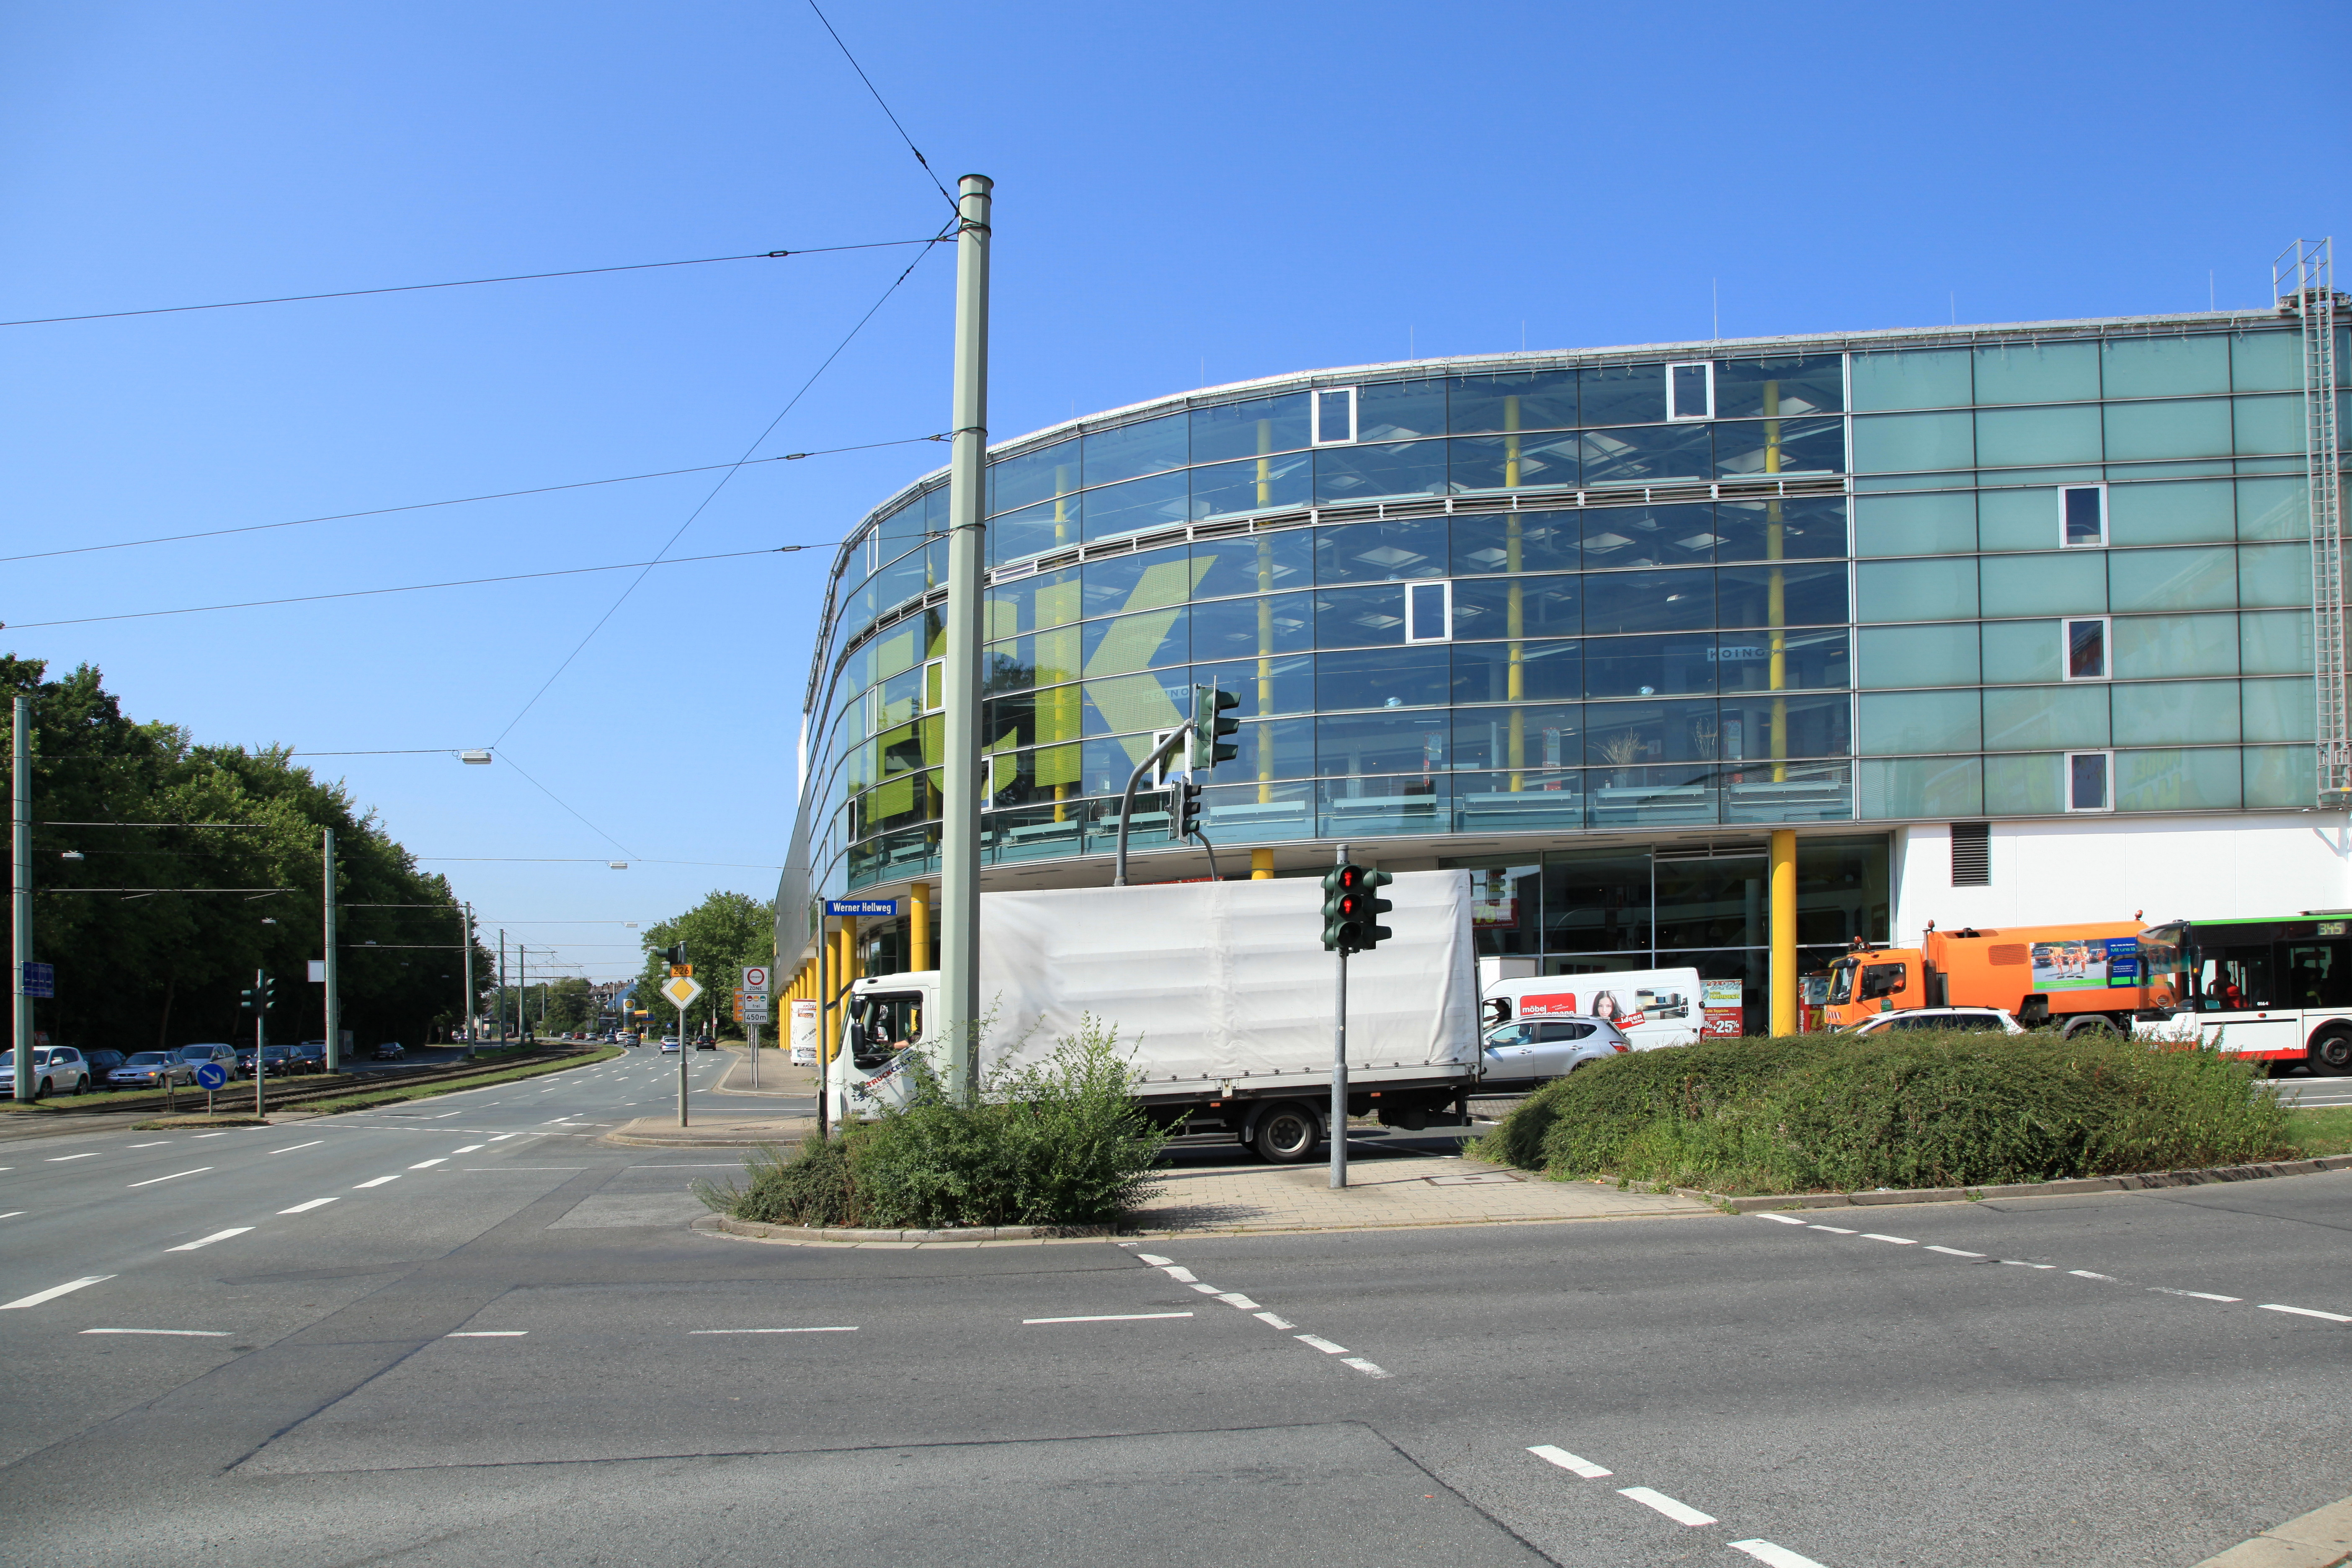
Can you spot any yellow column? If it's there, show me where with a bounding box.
[1764,381,1787,783]
[1251,847,1274,880]
[1769,829,1797,1035]
[909,882,932,972]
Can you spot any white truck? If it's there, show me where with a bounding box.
[834,870,1480,1163]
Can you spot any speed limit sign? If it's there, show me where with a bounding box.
[741,966,769,995]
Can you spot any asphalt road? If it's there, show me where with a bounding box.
[4,1048,2350,1567]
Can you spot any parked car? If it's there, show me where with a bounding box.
[109,1051,193,1089]
[372,1040,406,1061]
[293,1042,328,1071]
[1478,1016,1632,1091]
[0,1046,90,1097]
[248,1044,313,1077]
[174,1043,242,1081]
[85,1049,127,1081]
[1836,1006,2025,1036]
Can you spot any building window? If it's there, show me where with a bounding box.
[1405,580,1453,643]
[2060,485,2106,548]
[922,658,945,713]
[1667,361,1714,422]
[1950,822,1990,886]
[2063,616,2109,681]
[2066,750,2112,812]
[1312,387,1357,446]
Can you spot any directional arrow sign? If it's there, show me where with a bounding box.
[660,975,704,1010]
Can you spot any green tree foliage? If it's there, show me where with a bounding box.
[634,890,774,1039]
[3,657,490,1052]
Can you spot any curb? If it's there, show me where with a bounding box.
[2195,1495,2352,1568]
[1656,1152,2352,1214]
[694,1214,1112,1247]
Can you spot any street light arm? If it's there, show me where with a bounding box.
[1111,724,1193,888]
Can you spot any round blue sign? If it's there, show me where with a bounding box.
[193,1063,227,1090]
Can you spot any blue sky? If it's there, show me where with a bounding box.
[4,0,2346,980]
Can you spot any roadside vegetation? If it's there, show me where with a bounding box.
[2287,1105,2352,1158]
[699,1024,1166,1230]
[1479,1032,2299,1196]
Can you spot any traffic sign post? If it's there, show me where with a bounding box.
[194,1060,226,1113]
[660,972,704,1126]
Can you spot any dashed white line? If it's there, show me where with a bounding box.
[489,1133,519,1141]
[1136,1253,1173,1265]
[1755,1213,1807,1225]
[447,1331,527,1337]
[1617,1486,1716,1527]
[451,1145,485,1154]
[193,1132,230,1139]
[1925,1246,1984,1257]
[409,1158,448,1169]
[81,1327,228,1337]
[1295,1333,1349,1355]
[1158,1265,1199,1283]
[1253,1310,1297,1330]
[2151,1288,2241,1303]
[46,1152,100,1162]
[127,1168,210,1189]
[1189,1282,1222,1294]
[1024,1312,1193,1324]
[2258,1303,2352,1323]
[1860,1233,1916,1245]
[126,1141,168,1149]
[1213,1292,1260,1310]
[1730,1540,1829,1568]
[2001,1261,2057,1269]
[353,1175,400,1189]
[3,1276,114,1310]
[1341,1357,1392,1377]
[1529,1444,1612,1478]
[167,1228,254,1252]
[2069,1270,2116,1281]
[270,1141,322,1154]
[1808,1225,1857,1235]
[688,1326,859,1334]
[0,1212,23,1220]
[279,1197,338,1214]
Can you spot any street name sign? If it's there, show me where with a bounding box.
[825,899,898,918]
[20,962,54,999]
[660,975,704,1009]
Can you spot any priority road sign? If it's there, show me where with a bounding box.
[742,965,769,995]
[660,975,704,1010]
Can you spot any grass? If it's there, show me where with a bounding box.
[288,1045,622,1114]
[1478,1031,2299,1197]
[2286,1105,2352,1158]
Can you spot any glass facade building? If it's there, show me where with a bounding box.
[783,306,2349,1025]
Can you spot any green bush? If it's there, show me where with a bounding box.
[1478,1031,2295,1196]
[697,1019,1168,1229]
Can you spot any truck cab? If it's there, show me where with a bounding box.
[1821,920,2150,1035]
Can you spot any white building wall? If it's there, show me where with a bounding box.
[1890,814,2352,944]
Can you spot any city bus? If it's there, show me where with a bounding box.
[2133,913,2352,1075]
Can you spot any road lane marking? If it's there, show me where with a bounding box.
[167,1228,254,1252]
[1253,1310,1297,1330]
[430,1110,464,1118]
[1926,1246,1984,1257]
[1617,1487,1715,1527]
[1189,1282,1222,1294]
[1158,1265,1199,1283]
[1730,1541,1829,1568]
[3,1277,114,1309]
[451,1145,485,1153]
[127,1168,210,1189]
[2258,1303,2352,1323]
[1136,1253,1173,1264]
[81,1328,228,1337]
[46,1152,100,1162]
[2001,1261,2056,1269]
[270,1141,322,1154]
[0,1212,23,1220]
[1808,1225,1856,1234]
[409,1158,448,1169]
[1023,1313,1193,1324]
[353,1175,400,1189]
[193,1132,230,1139]
[2151,1288,2241,1302]
[447,1331,527,1337]
[126,1142,168,1148]
[1755,1213,1806,1224]
[1529,1445,1612,1478]
[1213,1293,1261,1310]
[1341,1357,1392,1377]
[689,1327,859,1334]
[1860,1234,1916,1245]
[2069,1270,2116,1280]
[1296,1334,1349,1354]
[279,1198,339,1213]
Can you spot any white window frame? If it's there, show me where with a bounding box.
[1666,360,1715,422]
[921,658,945,713]
[2064,749,2114,813]
[980,751,997,804]
[2061,616,2111,682]
[2058,483,2108,548]
[1311,386,1357,446]
[1148,727,1187,790]
[1404,578,1454,643]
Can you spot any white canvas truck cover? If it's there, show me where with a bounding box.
[973,870,1477,1089]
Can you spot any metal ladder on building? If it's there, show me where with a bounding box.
[2277,238,2347,805]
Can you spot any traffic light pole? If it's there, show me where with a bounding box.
[1331,842,1349,1190]
[321,828,339,1073]
[253,967,267,1115]
[12,697,32,1105]
[1111,725,1192,887]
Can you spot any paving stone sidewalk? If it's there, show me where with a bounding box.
[1124,1151,1716,1235]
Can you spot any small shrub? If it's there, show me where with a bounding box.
[696,1137,860,1228]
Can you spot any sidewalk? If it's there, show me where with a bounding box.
[605,1047,815,1146]
[1123,1150,1716,1235]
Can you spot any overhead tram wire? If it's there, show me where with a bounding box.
[490,749,639,861]
[487,224,951,749]
[0,435,948,566]
[0,237,942,329]
[804,0,960,214]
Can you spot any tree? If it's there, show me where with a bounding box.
[635,890,774,1040]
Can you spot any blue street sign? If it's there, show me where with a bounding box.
[193,1063,227,1090]
[825,899,900,918]
[21,962,53,999]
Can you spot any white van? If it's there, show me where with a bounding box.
[1481,967,1705,1051]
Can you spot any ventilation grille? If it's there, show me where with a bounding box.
[1950,822,1990,887]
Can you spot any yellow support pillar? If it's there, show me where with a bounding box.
[1769,830,1798,1035]
[909,882,931,972]
[1251,847,1274,880]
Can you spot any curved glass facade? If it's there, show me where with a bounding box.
[789,317,2338,993]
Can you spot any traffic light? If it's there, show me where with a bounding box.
[239,972,278,1012]
[1319,864,1395,954]
[661,942,689,975]
[1189,685,1241,771]
[1172,778,1204,841]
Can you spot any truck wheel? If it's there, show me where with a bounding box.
[1251,1103,1321,1164]
[2062,1015,2120,1039]
[2309,1031,2352,1077]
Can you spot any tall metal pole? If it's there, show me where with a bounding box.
[462,903,475,1055]
[937,172,992,1106]
[518,943,529,1044]
[12,698,33,1103]
[1331,841,1349,1190]
[321,827,340,1072]
[815,914,830,1141]
[497,931,507,1043]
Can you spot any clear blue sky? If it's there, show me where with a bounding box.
[5,1,2346,980]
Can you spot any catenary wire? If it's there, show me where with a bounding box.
[491,749,639,861]
[804,0,959,214]
[0,436,948,566]
[0,238,941,328]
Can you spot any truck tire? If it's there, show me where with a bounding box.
[2062,1015,2120,1039]
[1250,1103,1321,1164]
[2309,1030,2352,1077]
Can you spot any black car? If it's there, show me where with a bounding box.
[371,1040,406,1061]
[293,1041,328,1072]
[84,1049,128,1081]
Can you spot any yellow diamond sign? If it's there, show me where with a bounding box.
[660,974,704,1009]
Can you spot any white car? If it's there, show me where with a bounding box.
[658,1037,681,1055]
[1837,1006,2026,1036]
[1480,1015,1632,1090]
[0,1046,91,1097]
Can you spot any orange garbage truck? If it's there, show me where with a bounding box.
[1820,920,2161,1036]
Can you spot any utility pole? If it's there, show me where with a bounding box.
[936,171,992,1107]
[321,827,340,1072]
[496,930,507,1043]
[11,698,31,1104]
[518,942,529,1044]
[461,902,475,1055]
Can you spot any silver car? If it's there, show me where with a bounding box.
[1837,1006,2025,1036]
[174,1043,242,1081]
[110,1050,193,1089]
[0,1046,90,1097]
[1480,1014,1631,1090]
